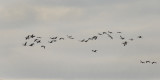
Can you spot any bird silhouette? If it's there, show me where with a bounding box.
[87,38,92,41]
[85,40,89,42]
[103,32,107,34]
[79,39,85,42]
[152,62,157,64]
[108,31,112,34]
[25,35,30,40]
[53,40,57,42]
[107,34,113,39]
[67,35,74,39]
[37,37,41,38]
[117,32,122,33]
[48,40,53,43]
[138,36,142,38]
[50,37,57,39]
[146,61,150,63]
[67,35,72,37]
[30,34,35,38]
[140,60,145,63]
[98,33,103,35]
[36,40,41,43]
[92,36,98,40]
[129,38,134,41]
[29,43,34,46]
[122,41,127,46]
[70,37,74,39]
[41,45,45,49]
[34,39,38,42]
[120,36,125,40]
[23,42,27,46]
[59,37,64,40]
[92,50,98,52]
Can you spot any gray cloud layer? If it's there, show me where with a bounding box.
[0,0,160,80]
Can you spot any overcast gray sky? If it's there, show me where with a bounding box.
[0,0,160,80]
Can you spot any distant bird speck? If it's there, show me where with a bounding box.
[23,42,27,46]
[41,45,45,49]
[92,50,98,52]
[138,36,142,38]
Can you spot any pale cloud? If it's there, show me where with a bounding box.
[34,6,84,22]
[0,0,160,80]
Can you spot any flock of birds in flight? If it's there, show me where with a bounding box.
[22,30,157,64]
[23,30,142,51]
[140,60,157,64]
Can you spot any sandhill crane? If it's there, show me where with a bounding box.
[25,35,30,40]
[92,36,98,40]
[108,31,112,34]
[129,38,134,41]
[103,32,107,34]
[34,39,38,42]
[50,37,57,39]
[152,62,157,64]
[120,36,125,40]
[29,43,34,46]
[92,50,98,52]
[117,32,122,33]
[122,41,127,46]
[107,34,113,39]
[59,38,64,40]
[30,34,35,38]
[37,40,41,43]
[140,60,145,63]
[146,61,150,63]
[23,42,27,46]
[138,36,142,38]
[41,45,45,49]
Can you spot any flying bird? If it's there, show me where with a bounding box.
[67,35,72,38]
[29,43,34,46]
[37,37,41,38]
[152,62,157,64]
[25,35,30,40]
[129,38,134,41]
[31,34,36,38]
[70,37,74,39]
[36,40,41,43]
[79,39,85,42]
[92,50,98,52]
[23,42,27,46]
[59,37,64,40]
[85,40,89,42]
[122,41,127,46]
[67,35,74,39]
[138,36,142,38]
[50,37,57,39]
[53,40,57,42]
[120,36,125,40]
[103,32,107,34]
[30,34,35,38]
[87,38,92,41]
[48,40,53,43]
[107,34,113,39]
[117,32,122,33]
[146,61,150,63]
[34,39,38,42]
[92,36,98,40]
[140,60,145,63]
[108,31,112,34]
[41,45,45,49]
[98,33,103,35]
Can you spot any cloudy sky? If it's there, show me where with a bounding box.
[0,0,160,80]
